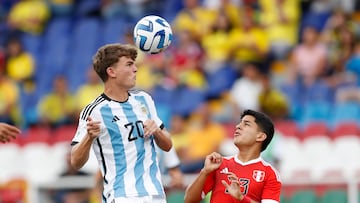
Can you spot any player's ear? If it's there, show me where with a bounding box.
[256,132,266,142]
[106,67,115,77]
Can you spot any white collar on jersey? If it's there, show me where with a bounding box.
[233,155,262,166]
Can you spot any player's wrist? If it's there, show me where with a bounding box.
[236,195,251,203]
[200,168,212,175]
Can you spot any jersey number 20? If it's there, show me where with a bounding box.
[125,121,144,142]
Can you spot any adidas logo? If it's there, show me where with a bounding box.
[220,167,229,174]
[112,116,120,122]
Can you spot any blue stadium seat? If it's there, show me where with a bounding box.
[280,82,303,106]
[171,86,206,116]
[67,18,101,92]
[330,102,360,127]
[40,18,71,76]
[21,33,42,56]
[75,0,100,17]
[205,65,238,98]
[303,80,334,104]
[151,85,175,105]
[300,10,331,33]
[156,104,172,128]
[101,18,131,45]
[300,101,331,128]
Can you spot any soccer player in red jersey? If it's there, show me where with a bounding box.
[184,109,281,203]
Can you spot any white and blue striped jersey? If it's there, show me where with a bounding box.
[72,90,165,200]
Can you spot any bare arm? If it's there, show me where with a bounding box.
[184,152,223,203]
[71,117,101,170]
[184,169,211,203]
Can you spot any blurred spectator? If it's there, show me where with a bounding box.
[169,114,190,161]
[207,92,240,124]
[331,0,357,13]
[37,75,77,128]
[50,150,92,203]
[172,0,217,41]
[157,147,184,190]
[169,29,205,89]
[288,25,328,86]
[259,0,300,61]
[259,75,289,120]
[0,47,5,72]
[7,0,50,35]
[0,67,20,125]
[203,0,241,28]
[201,10,233,74]
[336,40,360,102]
[179,101,226,173]
[229,10,269,66]
[229,62,264,111]
[321,10,356,73]
[5,36,35,90]
[74,68,103,115]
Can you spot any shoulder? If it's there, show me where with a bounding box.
[129,89,154,100]
[129,89,151,96]
[260,159,281,182]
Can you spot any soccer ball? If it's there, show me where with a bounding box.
[133,15,173,54]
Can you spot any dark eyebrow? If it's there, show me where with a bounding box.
[240,119,253,125]
[126,61,134,65]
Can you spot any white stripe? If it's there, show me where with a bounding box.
[261,199,279,203]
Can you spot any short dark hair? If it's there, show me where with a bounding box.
[92,43,137,82]
[241,109,274,152]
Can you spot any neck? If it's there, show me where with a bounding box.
[236,146,261,162]
[104,84,129,102]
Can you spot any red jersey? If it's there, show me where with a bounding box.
[202,156,281,203]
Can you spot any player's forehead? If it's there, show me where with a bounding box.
[118,56,135,63]
[240,115,256,124]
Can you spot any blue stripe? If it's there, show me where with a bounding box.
[135,96,164,195]
[100,105,126,197]
[120,102,148,196]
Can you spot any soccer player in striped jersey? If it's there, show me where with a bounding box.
[184,110,281,203]
[70,43,172,203]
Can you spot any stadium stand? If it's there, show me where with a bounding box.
[1,0,360,202]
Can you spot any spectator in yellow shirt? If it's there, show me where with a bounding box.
[5,37,35,88]
[0,68,20,126]
[37,75,77,128]
[7,0,50,35]
[172,0,217,41]
[230,13,269,65]
[179,101,226,173]
[201,11,234,73]
[75,68,103,115]
[259,0,300,60]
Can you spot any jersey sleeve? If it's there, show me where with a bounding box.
[262,167,282,202]
[162,147,181,169]
[71,109,89,144]
[71,107,103,144]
